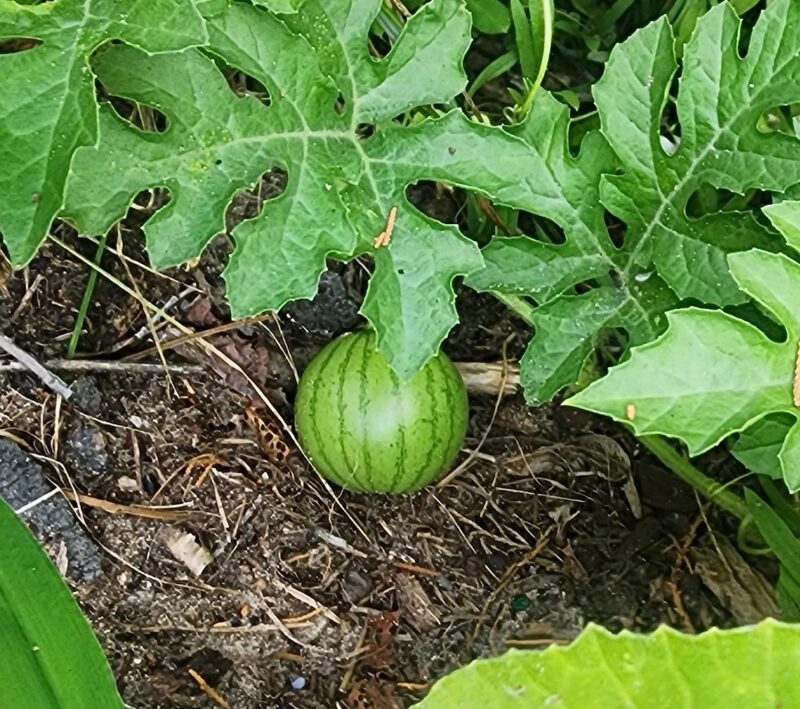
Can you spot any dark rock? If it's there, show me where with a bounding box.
[69,376,103,415]
[0,439,102,582]
[64,421,109,477]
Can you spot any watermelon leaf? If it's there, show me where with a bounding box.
[468,0,800,403]
[415,620,800,708]
[0,498,122,708]
[566,219,800,489]
[732,414,796,479]
[0,0,206,266]
[62,0,544,378]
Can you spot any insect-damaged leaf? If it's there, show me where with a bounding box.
[567,204,800,491]
[0,0,206,265]
[63,0,543,378]
[468,0,800,404]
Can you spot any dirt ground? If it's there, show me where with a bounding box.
[0,199,779,708]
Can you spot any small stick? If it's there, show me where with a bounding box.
[0,358,520,398]
[0,359,205,375]
[187,669,232,709]
[455,361,519,395]
[61,490,196,521]
[0,333,72,400]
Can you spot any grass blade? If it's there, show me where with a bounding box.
[0,499,122,708]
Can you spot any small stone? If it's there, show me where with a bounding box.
[0,439,102,582]
[117,476,140,492]
[69,376,103,415]
[64,421,108,477]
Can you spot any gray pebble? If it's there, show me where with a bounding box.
[64,421,109,478]
[69,376,103,415]
[0,439,102,582]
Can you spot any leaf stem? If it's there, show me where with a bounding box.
[638,435,749,520]
[489,291,750,521]
[490,291,535,326]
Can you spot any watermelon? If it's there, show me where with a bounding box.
[294,330,468,493]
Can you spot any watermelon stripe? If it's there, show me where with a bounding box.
[354,333,374,491]
[303,340,340,478]
[334,333,363,489]
[440,358,460,462]
[386,367,407,492]
[406,365,440,491]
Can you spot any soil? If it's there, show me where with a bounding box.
[0,202,778,707]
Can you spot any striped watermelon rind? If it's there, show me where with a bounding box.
[295,330,468,493]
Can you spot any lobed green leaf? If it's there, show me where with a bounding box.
[0,0,206,265]
[469,0,800,403]
[416,619,800,708]
[62,0,547,378]
[567,202,800,490]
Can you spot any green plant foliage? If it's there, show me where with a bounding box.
[0,0,206,266]
[466,92,675,403]
[566,243,800,489]
[469,0,800,403]
[0,499,123,708]
[465,0,510,34]
[746,489,800,619]
[732,414,795,478]
[62,0,541,378]
[416,619,800,708]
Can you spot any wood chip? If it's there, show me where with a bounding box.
[691,536,779,624]
[163,528,213,577]
[395,573,439,632]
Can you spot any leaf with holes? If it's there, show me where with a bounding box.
[0,0,206,266]
[62,0,546,378]
[466,91,676,404]
[415,620,800,708]
[567,203,800,491]
[467,0,800,404]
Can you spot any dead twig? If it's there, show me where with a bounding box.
[187,669,232,709]
[0,333,72,400]
[455,361,519,396]
[0,360,205,375]
[61,490,197,521]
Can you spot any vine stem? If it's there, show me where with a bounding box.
[490,291,535,326]
[491,291,750,521]
[635,436,748,520]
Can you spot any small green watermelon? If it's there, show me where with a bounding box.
[294,330,468,493]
